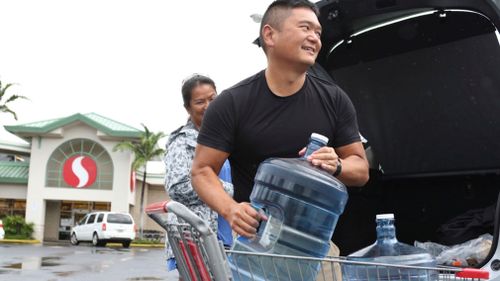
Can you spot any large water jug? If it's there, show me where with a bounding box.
[343,214,438,281]
[229,133,348,281]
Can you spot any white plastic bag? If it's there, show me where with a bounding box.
[415,233,492,267]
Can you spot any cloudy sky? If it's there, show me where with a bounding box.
[0,0,276,144]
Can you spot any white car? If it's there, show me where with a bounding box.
[70,212,136,248]
[0,219,4,240]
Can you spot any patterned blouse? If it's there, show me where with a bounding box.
[164,119,233,260]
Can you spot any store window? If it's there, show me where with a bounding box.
[0,199,26,218]
[94,202,110,210]
[46,139,113,189]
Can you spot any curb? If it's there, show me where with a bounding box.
[131,243,164,248]
[108,242,165,248]
[0,239,164,248]
[0,239,41,244]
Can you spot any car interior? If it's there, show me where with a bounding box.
[313,0,500,269]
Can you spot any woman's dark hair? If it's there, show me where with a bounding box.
[181,74,216,109]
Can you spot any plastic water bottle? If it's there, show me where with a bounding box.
[344,214,438,281]
[304,133,329,158]
[229,133,348,281]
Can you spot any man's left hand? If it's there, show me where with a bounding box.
[299,146,341,175]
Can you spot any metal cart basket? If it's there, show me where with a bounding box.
[146,200,490,281]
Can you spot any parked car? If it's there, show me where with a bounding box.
[311,0,500,260]
[70,212,136,248]
[0,219,4,240]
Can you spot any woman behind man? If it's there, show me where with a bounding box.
[163,74,233,271]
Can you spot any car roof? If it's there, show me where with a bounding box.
[86,211,131,215]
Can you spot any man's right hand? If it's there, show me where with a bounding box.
[226,202,267,238]
[191,145,269,238]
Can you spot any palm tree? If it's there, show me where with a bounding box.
[114,124,165,239]
[0,79,27,121]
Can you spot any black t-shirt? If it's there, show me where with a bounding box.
[198,70,360,202]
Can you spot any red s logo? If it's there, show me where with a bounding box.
[63,155,97,188]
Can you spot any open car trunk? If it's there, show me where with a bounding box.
[314,0,500,275]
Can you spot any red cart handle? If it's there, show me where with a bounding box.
[456,268,489,279]
[145,200,169,214]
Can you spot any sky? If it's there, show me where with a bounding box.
[0,0,275,145]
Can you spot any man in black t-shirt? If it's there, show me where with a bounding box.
[192,0,369,238]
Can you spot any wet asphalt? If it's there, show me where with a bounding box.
[0,243,179,281]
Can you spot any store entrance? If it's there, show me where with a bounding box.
[59,201,110,240]
[73,210,87,226]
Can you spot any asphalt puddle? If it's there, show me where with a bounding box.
[54,270,77,277]
[0,269,19,275]
[127,277,163,281]
[2,256,62,270]
[2,263,21,269]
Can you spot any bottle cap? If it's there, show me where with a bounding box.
[376,213,394,220]
[310,133,329,145]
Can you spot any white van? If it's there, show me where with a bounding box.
[70,212,136,248]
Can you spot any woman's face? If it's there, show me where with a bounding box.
[187,83,216,129]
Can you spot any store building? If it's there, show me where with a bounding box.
[1,113,167,241]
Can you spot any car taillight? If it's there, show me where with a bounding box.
[134,224,137,232]
[102,223,106,231]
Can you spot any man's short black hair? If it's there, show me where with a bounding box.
[259,0,319,53]
[181,74,216,109]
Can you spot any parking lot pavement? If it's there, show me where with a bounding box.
[0,243,179,281]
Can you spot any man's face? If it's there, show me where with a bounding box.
[272,7,322,67]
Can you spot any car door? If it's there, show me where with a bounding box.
[74,214,89,241]
[81,213,97,241]
[95,213,105,237]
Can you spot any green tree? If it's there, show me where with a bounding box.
[114,124,165,239]
[0,80,27,121]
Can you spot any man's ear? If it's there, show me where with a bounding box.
[262,24,275,48]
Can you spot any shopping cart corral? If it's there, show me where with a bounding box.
[146,200,491,281]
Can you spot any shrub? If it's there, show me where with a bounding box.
[3,215,34,239]
[133,238,163,244]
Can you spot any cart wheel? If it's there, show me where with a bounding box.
[70,233,79,245]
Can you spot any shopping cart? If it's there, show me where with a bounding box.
[146,200,491,281]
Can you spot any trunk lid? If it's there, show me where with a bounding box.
[314,0,500,265]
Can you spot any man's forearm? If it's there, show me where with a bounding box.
[192,166,237,218]
[337,155,369,186]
